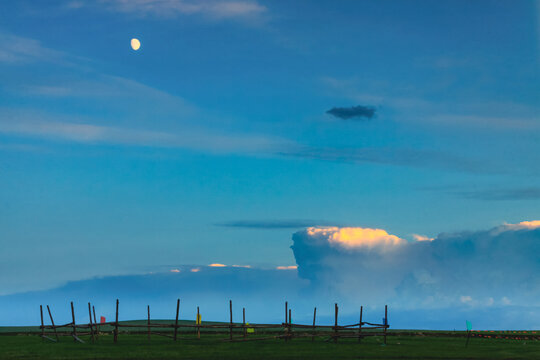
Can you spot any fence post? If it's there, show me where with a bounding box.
[88,302,95,342]
[114,299,119,343]
[229,300,233,340]
[384,304,387,345]
[243,307,246,339]
[197,306,201,339]
[312,307,316,342]
[47,305,59,341]
[92,305,98,338]
[358,306,363,342]
[174,299,180,341]
[289,308,292,341]
[40,305,44,341]
[284,301,288,342]
[147,305,151,341]
[334,303,338,343]
[71,301,77,342]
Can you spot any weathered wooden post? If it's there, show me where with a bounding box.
[47,305,59,341]
[289,308,292,341]
[197,306,201,339]
[40,305,44,341]
[312,307,317,342]
[384,305,388,345]
[242,307,246,339]
[358,306,363,342]
[334,303,338,343]
[88,302,95,342]
[114,299,119,343]
[229,300,233,340]
[92,305,98,338]
[174,299,180,341]
[71,301,77,342]
[284,301,288,342]
[147,305,151,341]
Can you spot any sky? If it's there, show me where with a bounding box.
[0,0,539,329]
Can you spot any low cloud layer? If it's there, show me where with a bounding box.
[292,222,540,313]
[326,105,376,120]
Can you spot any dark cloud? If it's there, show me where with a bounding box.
[455,187,540,201]
[216,219,340,229]
[326,105,376,120]
[280,146,491,173]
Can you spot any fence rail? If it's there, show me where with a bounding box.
[39,300,390,344]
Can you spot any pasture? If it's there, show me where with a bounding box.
[0,328,538,360]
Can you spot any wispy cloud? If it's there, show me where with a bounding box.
[0,33,65,64]
[0,110,288,154]
[77,0,267,20]
[326,105,376,121]
[423,186,540,201]
[280,146,491,173]
[216,219,340,229]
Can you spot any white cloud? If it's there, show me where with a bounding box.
[276,265,297,270]
[84,0,267,20]
[292,222,540,309]
[0,33,64,64]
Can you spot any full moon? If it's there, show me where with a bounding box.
[131,38,141,51]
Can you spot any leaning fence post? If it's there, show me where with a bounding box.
[88,303,95,342]
[71,301,77,342]
[40,305,44,341]
[114,299,119,343]
[334,303,338,343]
[147,305,151,341]
[47,305,59,341]
[174,299,180,341]
[358,306,363,343]
[229,300,233,340]
[92,306,98,339]
[384,304,388,345]
[312,307,316,342]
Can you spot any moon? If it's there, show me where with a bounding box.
[131,38,141,51]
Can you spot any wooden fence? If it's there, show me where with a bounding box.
[39,300,389,344]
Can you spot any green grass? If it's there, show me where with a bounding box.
[0,332,538,360]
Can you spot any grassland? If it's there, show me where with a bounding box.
[1,328,539,360]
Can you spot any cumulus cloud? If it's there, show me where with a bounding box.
[292,222,540,310]
[326,105,376,120]
[208,263,227,267]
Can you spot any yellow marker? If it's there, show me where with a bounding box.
[246,322,254,333]
[196,314,202,325]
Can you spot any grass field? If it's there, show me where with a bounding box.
[1,330,539,360]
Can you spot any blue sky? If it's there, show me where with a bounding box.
[0,0,539,328]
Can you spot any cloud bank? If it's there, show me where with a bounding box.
[326,105,376,120]
[292,222,540,313]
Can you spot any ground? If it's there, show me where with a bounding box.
[0,332,538,360]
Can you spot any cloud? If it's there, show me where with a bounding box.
[216,219,339,229]
[326,105,376,120]
[412,234,434,242]
[276,265,297,270]
[452,187,540,201]
[0,108,288,154]
[0,33,65,64]
[86,0,267,20]
[291,222,540,311]
[280,146,489,173]
[208,263,227,267]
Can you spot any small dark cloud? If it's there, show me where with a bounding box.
[216,219,339,229]
[326,105,376,120]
